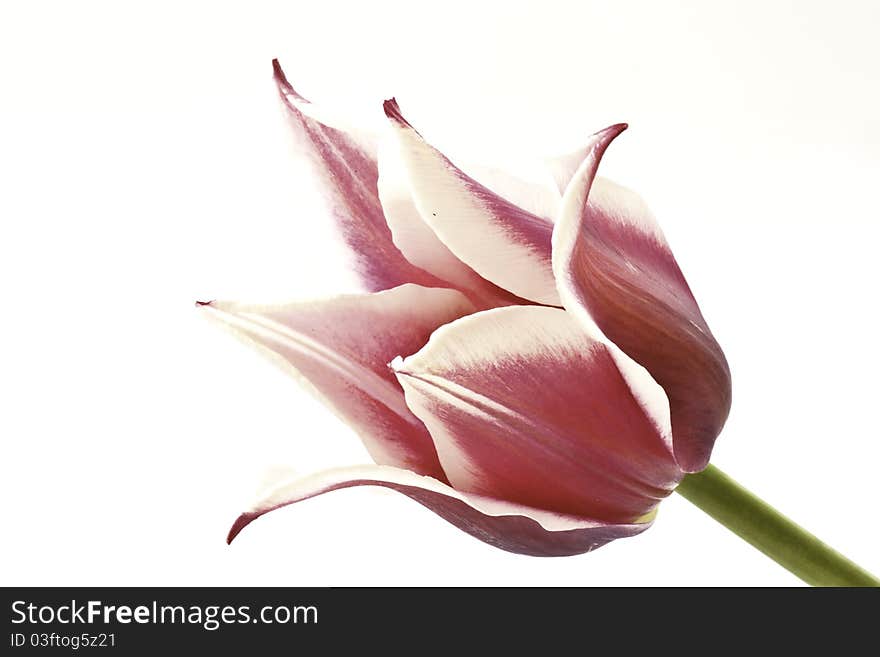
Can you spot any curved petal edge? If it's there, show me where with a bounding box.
[391,305,681,523]
[383,98,559,305]
[377,133,524,308]
[198,284,476,480]
[552,124,732,472]
[227,465,653,557]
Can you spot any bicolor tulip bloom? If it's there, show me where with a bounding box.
[200,60,731,557]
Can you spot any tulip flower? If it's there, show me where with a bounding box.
[199,60,878,585]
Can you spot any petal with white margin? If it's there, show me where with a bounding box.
[273,60,442,292]
[392,306,681,524]
[384,98,559,305]
[377,135,522,308]
[546,143,595,195]
[199,284,476,480]
[552,125,732,472]
[463,161,563,226]
[227,465,652,557]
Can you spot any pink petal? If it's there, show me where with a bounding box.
[377,136,523,309]
[227,465,652,557]
[272,60,442,292]
[391,306,682,524]
[552,126,732,472]
[384,99,559,305]
[199,284,476,480]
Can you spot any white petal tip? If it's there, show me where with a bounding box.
[388,354,406,373]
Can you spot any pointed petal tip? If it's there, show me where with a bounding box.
[383,98,408,126]
[554,122,629,206]
[227,511,259,544]
[544,123,629,195]
[387,354,406,373]
[591,122,628,150]
[271,57,286,83]
[194,299,215,308]
[271,58,304,101]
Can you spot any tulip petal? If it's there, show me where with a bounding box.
[384,99,559,305]
[273,60,442,292]
[391,306,681,524]
[460,161,562,226]
[377,135,523,308]
[227,465,652,557]
[546,143,595,195]
[552,126,732,472]
[199,284,476,479]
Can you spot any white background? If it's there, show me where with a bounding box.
[2,1,878,586]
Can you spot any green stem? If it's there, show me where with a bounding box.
[675,464,879,587]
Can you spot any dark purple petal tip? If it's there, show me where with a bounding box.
[383,98,409,126]
[271,58,306,102]
[227,511,260,544]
